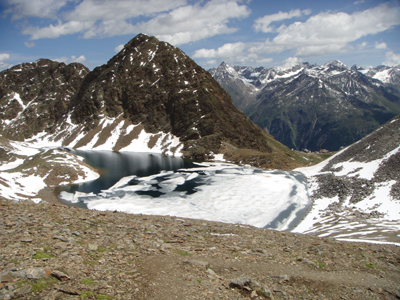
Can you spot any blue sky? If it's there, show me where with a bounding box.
[0,0,399,71]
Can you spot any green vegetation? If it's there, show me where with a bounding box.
[32,250,54,260]
[173,249,192,256]
[83,260,98,266]
[31,277,59,293]
[18,277,58,293]
[97,246,107,253]
[81,278,95,285]
[312,260,326,268]
[80,291,112,299]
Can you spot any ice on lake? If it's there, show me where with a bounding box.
[60,159,310,231]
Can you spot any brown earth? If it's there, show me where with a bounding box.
[0,199,399,300]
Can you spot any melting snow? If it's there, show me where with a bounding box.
[293,145,400,245]
[372,69,391,83]
[63,163,309,230]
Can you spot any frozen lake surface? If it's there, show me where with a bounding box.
[59,151,310,231]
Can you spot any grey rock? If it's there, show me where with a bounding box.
[56,285,81,295]
[51,270,70,281]
[303,258,319,269]
[88,244,98,251]
[53,236,68,242]
[13,284,32,297]
[0,273,13,283]
[271,274,290,281]
[16,267,49,280]
[230,277,274,299]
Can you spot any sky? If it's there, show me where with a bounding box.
[0,0,399,72]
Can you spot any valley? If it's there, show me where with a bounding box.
[210,61,400,152]
[0,33,399,300]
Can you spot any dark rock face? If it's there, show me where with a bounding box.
[316,115,400,203]
[0,34,292,162]
[210,61,400,152]
[0,59,89,140]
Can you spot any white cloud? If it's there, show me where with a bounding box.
[193,42,246,58]
[0,62,12,71]
[133,0,251,45]
[0,53,11,61]
[24,41,35,48]
[53,55,86,64]
[0,53,11,71]
[205,59,217,66]
[15,0,250,45]
[24,20,95,40]
[383,51,400,66]
[19,0,186,40]
[375,41,387,49]
[253,9,311,33]
[280,57,303,69]
[193,42,272,66]
[115,44,124,53]
[5,0,73,19]
[250,3,400,57]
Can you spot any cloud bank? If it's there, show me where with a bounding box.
[194,2,400,66]
[7,0,250,46]
[251,3,400,57]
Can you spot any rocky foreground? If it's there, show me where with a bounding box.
[0,199,399,300]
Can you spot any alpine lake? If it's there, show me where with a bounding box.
[57,150,310,231]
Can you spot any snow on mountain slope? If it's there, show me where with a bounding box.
[1,34,293,162]
[0,138,99,201]
[294,115,400,245]
[210,61,400,152]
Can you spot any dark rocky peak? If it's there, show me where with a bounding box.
[219,61,229,68]
[322,60,348,72]
[70,34,276,159]
[0,59,89,139]
[373,65,390,72]
[351,64,364,72]
[238,67,260,79]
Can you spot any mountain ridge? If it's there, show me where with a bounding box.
[293,114,400,244]
[209,61,400,152]
[0,34,307,168]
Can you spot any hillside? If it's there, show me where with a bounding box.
[210,61,400,152]
[0,199,399,300]
[294,115,400,244]
[0,34,307,169]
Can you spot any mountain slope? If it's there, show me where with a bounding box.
[0,59,88,140]
[0,34,306,167]
[68,34,275,160]
[294,115,400,244]
[210,61,400,152]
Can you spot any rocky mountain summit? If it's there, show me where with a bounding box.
[0,34,305,168]
[209,61,400,152]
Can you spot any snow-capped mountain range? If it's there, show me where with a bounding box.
[209,61,400,152]
[0,34,399,244]
[0,33,309,203]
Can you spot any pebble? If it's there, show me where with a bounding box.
[0,199,398,300]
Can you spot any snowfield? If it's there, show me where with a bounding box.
[293,143,400,246]
[60,162,310,231]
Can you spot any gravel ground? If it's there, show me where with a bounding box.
[1,199,399,300]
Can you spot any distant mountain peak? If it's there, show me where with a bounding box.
[209,59,400,152]
[322,60,347,69]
